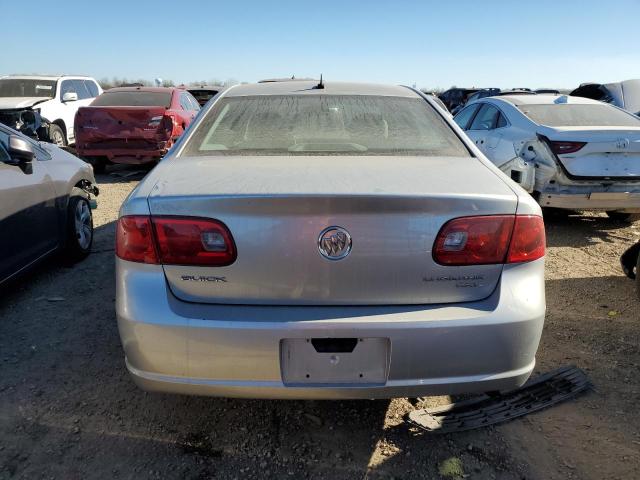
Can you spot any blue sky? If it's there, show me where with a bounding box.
[3,0,639,89]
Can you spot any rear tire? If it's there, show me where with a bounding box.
[63,194,93,262]
[49,124,67,147]
[606,211,637,223]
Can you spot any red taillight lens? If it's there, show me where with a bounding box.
[433,215,515,265]
[549,141,586,154]
[116,216,236,266]
[153,217,236,266]
[433,215,545,266]
[506,215,545,263]
[116,216,158,264]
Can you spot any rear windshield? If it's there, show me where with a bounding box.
[0,79,56,98]
[189,90,218,104]
[181,95,470,156]
[90,91,172,107]
[519,104,640,127]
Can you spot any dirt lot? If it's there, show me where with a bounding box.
[1,171,639,479]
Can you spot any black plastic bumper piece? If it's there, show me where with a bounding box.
[408,365,591,434]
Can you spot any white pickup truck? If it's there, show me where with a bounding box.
[0,75,103,146]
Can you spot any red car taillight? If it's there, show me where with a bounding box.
[506,215,546,263]
[549,141,586,154]
[433,215,545,266]
[116,216,158,264]
[116,216,236,266]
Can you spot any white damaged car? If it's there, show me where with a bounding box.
[0,75,102,146]
[454,95,640,221]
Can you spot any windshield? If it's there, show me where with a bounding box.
[189,90,219,105]
[181,95,470,156]
[90,91,172,107]
[519,104,640,127]
[0,79,56,98]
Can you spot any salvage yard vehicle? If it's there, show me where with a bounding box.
[571,79,640,116]
[74,86,200,172]
[438,87,481,114]
[115,80,546,399]
[454,95,640,221]
[0,75,102,146]
[621,241,640,300]
[0,123,99,285]
[185,85,225,106]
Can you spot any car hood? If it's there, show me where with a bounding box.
[0,97,49,109]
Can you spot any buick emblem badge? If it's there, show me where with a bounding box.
[318,226,352,260]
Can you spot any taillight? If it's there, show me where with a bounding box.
[549,141,586,154]
[433,215,545,266]
[506,215,545,263]
[153,217,236,266]
[115,215,236,266]
[116,216,158,264]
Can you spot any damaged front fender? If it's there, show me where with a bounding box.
[0,107,50,141]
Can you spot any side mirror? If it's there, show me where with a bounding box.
[8,135,34,163]
[62,92,78,102]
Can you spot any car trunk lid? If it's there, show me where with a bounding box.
[147,155,518,305]
[540,126,640,179]
[75,106,172,146]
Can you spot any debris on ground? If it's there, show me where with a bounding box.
[409,365,591,433]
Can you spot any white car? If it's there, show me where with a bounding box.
[454,95,640,221]
[0,75,102,146]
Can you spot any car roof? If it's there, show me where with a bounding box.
[494,94,605,106]
[104,86,177,93]
[258,77,317,83]
[0,74,94,80]
[186,85,225,91]
[225,81,418,98]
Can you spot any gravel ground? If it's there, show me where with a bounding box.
[1,170,639,479]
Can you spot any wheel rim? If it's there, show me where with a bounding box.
[52,130,65,146]
[74,200,92,249]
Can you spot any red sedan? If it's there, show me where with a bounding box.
[74,86,200,172]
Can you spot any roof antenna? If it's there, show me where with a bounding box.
[314,74,324,89]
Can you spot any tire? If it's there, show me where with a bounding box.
[606,211,636,223]
[49,124,67,147]
[63,194,93,262]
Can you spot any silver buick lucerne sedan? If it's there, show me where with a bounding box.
[115,80,546,399]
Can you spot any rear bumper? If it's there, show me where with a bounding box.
[540,190,640,212]
[116,259,545,399]
[76,145,168,164]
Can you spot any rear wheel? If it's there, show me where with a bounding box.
[49,124,67,147]
[606,211,637,223]
[63,194,93,262]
